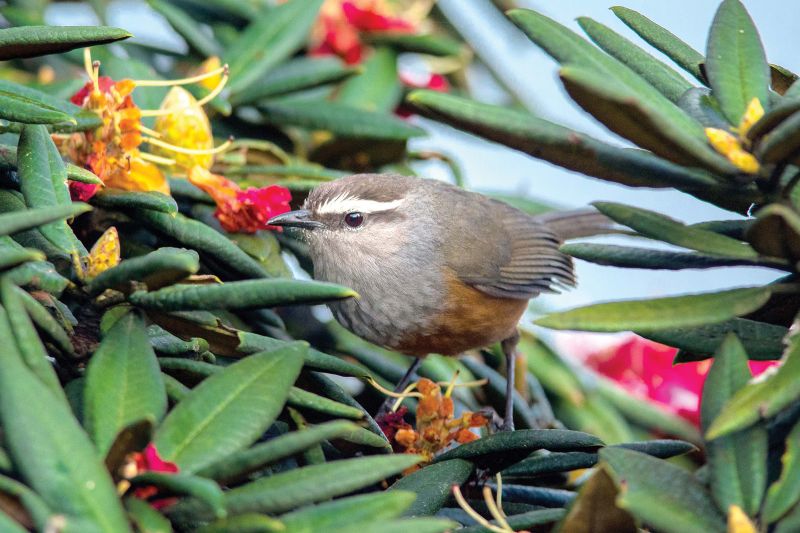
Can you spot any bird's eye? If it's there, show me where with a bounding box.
[344,212,364,228]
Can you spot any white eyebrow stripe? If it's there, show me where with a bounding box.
[317,196,404,215]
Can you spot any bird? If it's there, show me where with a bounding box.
[268,173,610,430]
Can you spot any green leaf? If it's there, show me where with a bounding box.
[559,65,733,174]
[287,387,364,419]
[153,344,305,473]
[315,518,456,533]
[0,89,76,125]
[0,202,90,238]
[0,307,131,532]
[764,421,800,523]
[0,25,130,60]
[536,286,771,332]
[280,491,416,533]
[756,111,800,165]
[231,56,356,105]
[225,0,324,94]
[0,143,101,182]
[701,334,767,516]
[578,17,693,103]
[561,242,783,270]
[196,514,283,533]
[678,88,730,129]
[133,210,269,279]
[0,473,53,531]
[507,9,705,140]
[147,0,221,57]
[337,47,401,113]
[405,90,758,214]
[131,472,225,519]
[197,420,366,484]
[5,260,70,295]
[125,497,174,533]
[611,6,705,82]
[389,460,474,517]
[259,99,425,140]
[434,429,603,467]
[363,31,462,57]
[555,393,634,445]
[0,279,65,401]
[18,125,83,255]
[646,318,787,361]
[88,247,200,295]
[593,202,758,258]
[84,311,167,455]
[91,189,177,214]
[130,278,356,311]
[221,455,422,515]
[706,0,770,124]
[600,447,726,533]
[707,333,800,439]
[746,97,800,141]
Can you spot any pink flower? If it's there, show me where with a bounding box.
[68,180,100,202]
[127,443,179,509]
[565,334,778,427]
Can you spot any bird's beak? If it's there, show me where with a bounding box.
[268,209,325,230]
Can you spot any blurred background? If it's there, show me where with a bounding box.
[43,0,795,311]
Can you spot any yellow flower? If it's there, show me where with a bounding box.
[727,505,757,533]
[735,97,765,137]
[705,127,760,174]
[152,87,214,171]
[195,56,222,92]
[77,226,121,281]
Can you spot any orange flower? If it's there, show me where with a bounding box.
[376,376,489,469]
[188,166,292,233]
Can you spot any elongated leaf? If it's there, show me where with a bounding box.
[757,112,800,165]
[0,25,130,60]
[1,279,65,401]
[148,0,221,57]
[134,210,269,279]
[197,420,365,483]
[131,472,225,519]
[153,344,305,473]
[560,66,733,173]
[0,307,131,532]
[280,491,416,533]
[405,90,758,214]
[601,447,726,533]
[0,247,43,270]
[707,333,800,439]
[125,497,174,533]
[260,99,425,140]
[578,17,693,103]
[231,57,355,106]
[678,88,730,129]
[363,31,462,56]
[221,455,422,515]
[0,90,75,125]
[561,243,783,270]
[287,387,364,419]
[92,189,177,214]
[0,143,101,181]
[317,518,455,533]
[647,318,787,361]
[337,47,401,113]
[593,202,758,258]
[226,0,324,94]
[435,429,603,467]
[764,421,800,523]
[536,286,771,332]
[555,393,634,445]
[701,334,767,516]
[84,311,167,455]
[0,473,53,531]
[389,460,473,517]
[706,0,770,124]
[88,247,199,295]
[130,278,356,311]
[746,97,800,141]
[508,9,705,140]
[5,260,70,295]
[0,202,90,238]
[611,6,705,82]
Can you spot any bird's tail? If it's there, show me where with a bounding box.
[535,208,618,240]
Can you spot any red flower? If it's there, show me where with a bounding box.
[310,0,415,64]
[125,443,179,509]
[188,166,292,233]
[68,180,100,202]
[565,334,778,427]
[396,71,450,117]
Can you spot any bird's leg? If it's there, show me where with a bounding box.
[501,331,520,431]
[376,357,424,418]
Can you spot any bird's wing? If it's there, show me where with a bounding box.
[446,199,575,300]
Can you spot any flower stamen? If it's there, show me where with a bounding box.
[366,376,424,399]
[392,382,420,412]
[138,152,176,166]
[140,65,229,117]
[452,485,508,533]
[132,65,227,87]
[142,135,233,156]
